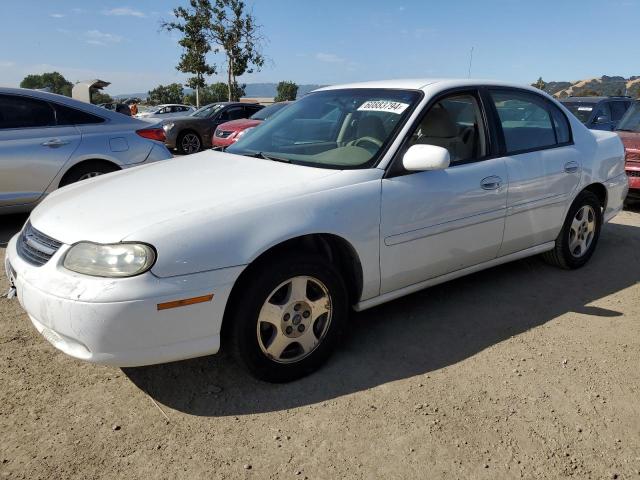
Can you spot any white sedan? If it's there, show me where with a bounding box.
[136,104,195,121]
[4,79,628,382]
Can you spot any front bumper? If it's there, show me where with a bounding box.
[5,233,244,367]
[625,164,640,196]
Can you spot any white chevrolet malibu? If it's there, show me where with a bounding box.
[4,79,628,382]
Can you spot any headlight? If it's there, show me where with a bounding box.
[233,127,255,142]
[163,122,174,131]
[63,242,156,278]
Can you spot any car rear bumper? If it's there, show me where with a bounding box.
[5,233,243,367]
[604,172,628,222]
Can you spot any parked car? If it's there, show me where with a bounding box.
[212,101,291,148]
[136,104,195,121]
[0,88,172,214]
[163,102,263,154]
[4,79,627,382]
[615,100,640,200]
[561,96,633,131]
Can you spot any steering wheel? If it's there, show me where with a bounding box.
[351,136,383,149]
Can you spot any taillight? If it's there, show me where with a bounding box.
[136,128,166,142]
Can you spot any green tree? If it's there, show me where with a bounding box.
[184,81,245,105]
[274,81,298,102]
[574,89,600,97]
[147,83,185,105]
[20,72,73,96]
[163,0,216,107]
[210,0,265,101]
[90,90,113,105]
[531,77,546,91]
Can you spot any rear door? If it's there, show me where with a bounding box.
[487,88,581,256]
[0,94,81,207]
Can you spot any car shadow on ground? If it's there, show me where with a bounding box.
[0,214,28,247]
[125,220,640,417]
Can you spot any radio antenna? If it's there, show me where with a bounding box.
[467,47,474,78]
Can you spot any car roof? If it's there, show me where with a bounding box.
[0,87,141,124]
[314,78,556,93]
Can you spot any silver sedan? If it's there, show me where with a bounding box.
[0,88,173,214]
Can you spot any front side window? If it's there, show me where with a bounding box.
[491,90,570,154]
[610,101,629,122]
[224,107,245,121]
[407,93,487,164]
[0,94,55,129]
[227,88,422,169]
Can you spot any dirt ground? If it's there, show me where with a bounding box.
[1,208,639,480]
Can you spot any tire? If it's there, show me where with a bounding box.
[177,131,202,155]
[229,254,348,383]
[59,161,119,187]
[542,190,602,269]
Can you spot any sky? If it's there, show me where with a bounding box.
[0,0,637,95]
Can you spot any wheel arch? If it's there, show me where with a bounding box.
[221,233,364,342]
[59,158,121,187]
[583,182,607,211]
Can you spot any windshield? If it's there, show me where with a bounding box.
[250,102,289,121]
[561,102,595,124]
[617,101,640,132]
[191,103,224,118]
[226,89,422,169]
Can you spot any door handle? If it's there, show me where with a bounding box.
[564,161,579,174]
[41,139,70,148]
[480,175,503,190]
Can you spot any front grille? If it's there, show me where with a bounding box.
[627,170,640,178]
[17,222,62,266]
[216,129,233,138]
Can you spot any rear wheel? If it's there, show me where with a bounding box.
[59,161,119,187]
[542,190,602,269]
[229,254,348,382]
[177,131,202,155]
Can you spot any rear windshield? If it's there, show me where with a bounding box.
[561,102,595,123]
[617,102,640,132]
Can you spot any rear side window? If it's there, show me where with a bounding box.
[54,104,105,125]
[225,107,245,121]
[490,89,571,154]
[0,94,55,129]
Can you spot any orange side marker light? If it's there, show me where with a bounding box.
[157,294,214,311]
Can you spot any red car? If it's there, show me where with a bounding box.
[212,101,292,148]
[616,101,640,200]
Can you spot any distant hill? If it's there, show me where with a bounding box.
[544,76,640,99]
[113,82,324,101]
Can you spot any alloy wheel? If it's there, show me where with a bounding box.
[568,205,596,258]
[181,133,201,154]
[256,275,332,364]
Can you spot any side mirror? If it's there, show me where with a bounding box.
[402,144,451,171]
[595,115,610,124]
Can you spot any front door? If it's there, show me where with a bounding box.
[380,90,508,294]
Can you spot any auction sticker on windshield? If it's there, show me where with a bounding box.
[358,100,410,115]
[578,106,593,111]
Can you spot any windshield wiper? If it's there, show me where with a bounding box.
[253,151,292,163]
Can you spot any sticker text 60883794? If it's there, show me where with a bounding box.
[357,100,410,115]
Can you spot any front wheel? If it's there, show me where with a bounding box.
[542,190,602,269]
[229,254,348,382]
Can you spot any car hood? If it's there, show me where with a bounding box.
[218,119,262,131]
[30,151,342,245]
[618,131,640,163]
